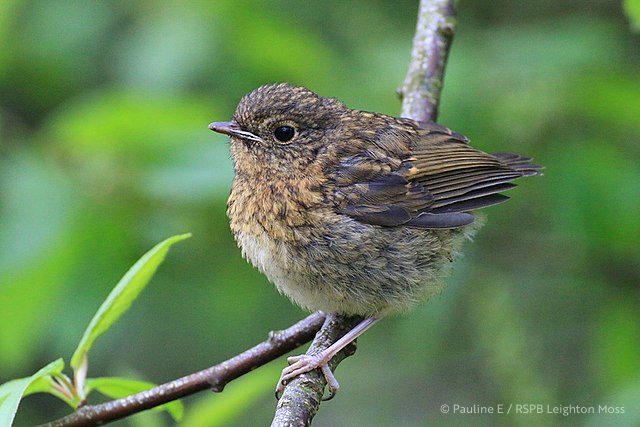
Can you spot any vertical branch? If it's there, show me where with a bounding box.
[272,0,459,425]
[271,314,361,427]
[400,0,458,122]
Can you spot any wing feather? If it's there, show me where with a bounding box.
[331,119,541,229]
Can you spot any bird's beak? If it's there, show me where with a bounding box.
[208,121,262,143]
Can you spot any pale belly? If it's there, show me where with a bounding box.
[232,216,472,317]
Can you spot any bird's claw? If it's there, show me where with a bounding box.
[274,354,340,400]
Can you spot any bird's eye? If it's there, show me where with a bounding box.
[274,125,295,143]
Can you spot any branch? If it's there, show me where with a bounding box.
[271,0,459,424]
[400,0,458,122]
[42,2,459,425]
[271,314,362,427]
[40,312,326,427]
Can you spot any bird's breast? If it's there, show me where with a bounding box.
[226,171,331,299]
[227,170,328,244]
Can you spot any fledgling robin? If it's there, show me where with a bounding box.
[209,83,541,397]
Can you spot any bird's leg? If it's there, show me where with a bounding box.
[276,315,378,398]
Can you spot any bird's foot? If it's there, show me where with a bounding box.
[274,315,379,400]
[275,353,339,400]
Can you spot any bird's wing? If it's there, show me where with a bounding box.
[332,122,541,229]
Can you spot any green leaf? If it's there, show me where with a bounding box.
[85,377,183,421]
[624,0,640,31]
[70,233,191,369]
[0,359,64,426]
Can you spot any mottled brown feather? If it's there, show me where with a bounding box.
[332,118,541,228]
[211,83,542,317]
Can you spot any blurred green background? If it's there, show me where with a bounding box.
[1,0,639,426]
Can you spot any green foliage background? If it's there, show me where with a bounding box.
[1,1,639,425]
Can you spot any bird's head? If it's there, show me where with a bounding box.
[209,83,348,176]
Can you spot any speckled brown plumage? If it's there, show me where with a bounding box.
[209,83,541,396]
[211,83,541,317]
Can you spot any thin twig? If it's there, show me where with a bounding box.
[40,312,326,427]
[271,0,459,425]
[400,0,458,122]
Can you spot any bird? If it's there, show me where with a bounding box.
[208,83,541,398]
